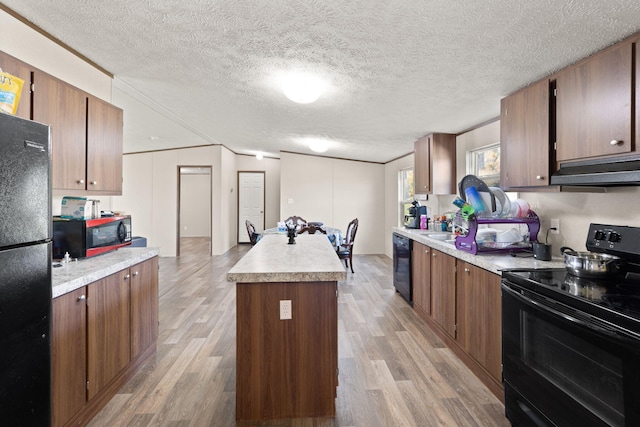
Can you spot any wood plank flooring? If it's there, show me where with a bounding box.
[88,238,510,427]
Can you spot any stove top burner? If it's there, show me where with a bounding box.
[505,268,640,322]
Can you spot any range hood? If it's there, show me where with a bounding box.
[550,154,640,186]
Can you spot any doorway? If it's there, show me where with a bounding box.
[177,166,212,256]
[238,171,265,244]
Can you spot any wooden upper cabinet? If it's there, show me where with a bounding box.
[500,80,551,189]
[556,43,633,161]
[32,70,88,191]
[430,249,456,338]
[87,96,123,193]
[0,51,32,120]
[414,135,430,193]
[414,133,456,195]
[411,242,431,315]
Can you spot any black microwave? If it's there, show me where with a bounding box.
[53,215,132,259]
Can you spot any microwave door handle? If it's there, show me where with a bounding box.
[502,283,640,344]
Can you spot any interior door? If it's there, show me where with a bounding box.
[238,172,265,243]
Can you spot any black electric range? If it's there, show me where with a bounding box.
[501,223,640,427]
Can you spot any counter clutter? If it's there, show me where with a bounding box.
[52,247,159,298]
[393,227,565,273]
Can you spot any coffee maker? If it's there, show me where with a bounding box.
[404,201,427,229]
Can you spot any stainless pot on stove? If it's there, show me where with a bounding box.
[560,246,623,277]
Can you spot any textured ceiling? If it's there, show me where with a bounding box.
[3,0,640,162]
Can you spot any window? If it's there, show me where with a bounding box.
[468,142,500,187]
[399,168,414,226]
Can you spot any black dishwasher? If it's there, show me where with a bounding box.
[392,233,412,305]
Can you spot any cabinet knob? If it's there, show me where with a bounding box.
[432,253,437,258]
[610,139,623,146]
[464,268,470,273]
[77,295,86,302]
[90,181,98,185]
[124,274,130,280]
[132,271,139,277]
[536,175,544,180]
[77,179,84,184]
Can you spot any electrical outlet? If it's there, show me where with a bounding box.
[550,218,560,235]
[280,300,292,320]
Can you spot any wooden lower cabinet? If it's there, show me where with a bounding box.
[130,257,159,359]
[412,242,431,314]
[430,249,456,337]
[52,288,87,427]
[87,269,131,400]
[52,256,158,427]
[410,243,503,401]
[456,261,502,382]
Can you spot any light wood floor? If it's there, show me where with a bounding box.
[88,238,510,427]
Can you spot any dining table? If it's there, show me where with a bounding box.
[263,225,343,249]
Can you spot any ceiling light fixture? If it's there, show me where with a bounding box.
[256,152,264,160]
[308,139,329,153]
[282,72,325,104]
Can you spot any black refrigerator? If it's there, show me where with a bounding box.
[0,113,52,425]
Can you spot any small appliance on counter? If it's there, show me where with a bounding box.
[53,215,132,259]
[404,201,428,229]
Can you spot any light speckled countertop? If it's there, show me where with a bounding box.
[52,247,160,298]
[227,234,347,283]
[393,227,565,274]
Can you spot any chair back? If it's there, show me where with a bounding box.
[344,218,359,245]
[245,220,260,245]
[299,224,327,234]
[284,216,307,230]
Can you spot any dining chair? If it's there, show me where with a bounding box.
[298,224,327,234]
[336,218,358,273]
[245,220,261,246]
[284,215,307,231]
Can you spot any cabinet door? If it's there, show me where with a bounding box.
[32,70,87,190]
[87,270,131,400]
[500,80,550,188]
[52,287,87,427]
[0,51,32,119]
[556,43,632,161]
[87,96,123,194]
[430,249,456,337]
[411,242,431,314]
[456,262,502,381]
[414,135,430,193]
[131,257,159,359]
[430,133,457,195]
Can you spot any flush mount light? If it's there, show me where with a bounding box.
[308,139,329,153]
[282,72,325,104]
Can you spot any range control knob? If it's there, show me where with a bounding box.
[594,230,606,241]
[608,232,621,243]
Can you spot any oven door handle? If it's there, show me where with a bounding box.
[502,283,640,343]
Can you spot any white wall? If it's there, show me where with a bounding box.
[111,145,237,256]
[280,152,385,254]
[180,173,210,237]
[0,10,111,102]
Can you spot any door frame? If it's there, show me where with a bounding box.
[237,171,266,244]
[176,165,212,256]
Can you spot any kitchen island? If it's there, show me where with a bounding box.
[227,233,346,421]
